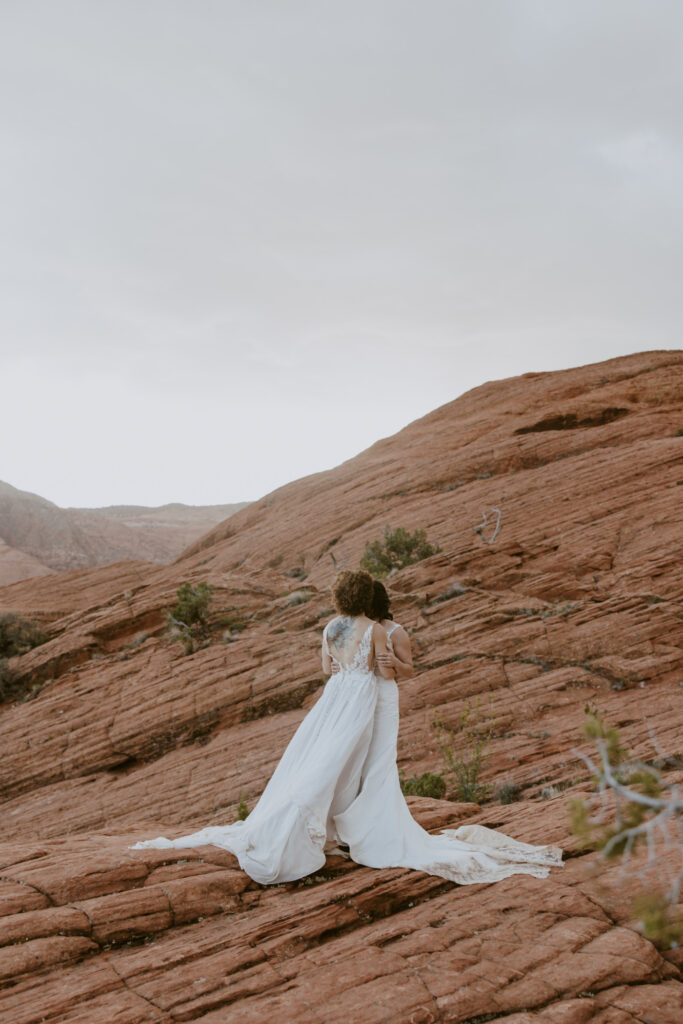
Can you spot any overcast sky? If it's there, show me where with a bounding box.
[1,1,681,508]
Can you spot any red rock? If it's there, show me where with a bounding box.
[0,352,681,1021]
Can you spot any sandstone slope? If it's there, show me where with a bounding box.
[0,350,681,1023]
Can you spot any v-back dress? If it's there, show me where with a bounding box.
[132,619,562,885]
[131,620,379,884]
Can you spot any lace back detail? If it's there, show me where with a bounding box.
[328,621,374,673]
[349,622,374,672]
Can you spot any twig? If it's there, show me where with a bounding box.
[473,507,502,544]
[572,736,683,906]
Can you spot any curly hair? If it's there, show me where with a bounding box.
[331,570,373,616]
[370,579,393,621]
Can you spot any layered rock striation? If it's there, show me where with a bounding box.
[0,351,681,1022]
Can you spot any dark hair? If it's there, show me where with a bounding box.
[331,570,373,616]
[370,580,392,621]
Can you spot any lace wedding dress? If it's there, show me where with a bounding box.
[131,620,379,884]
[335,622,563,884]
[131,619,562,886]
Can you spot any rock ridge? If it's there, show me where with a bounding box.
[0,350,681,1022]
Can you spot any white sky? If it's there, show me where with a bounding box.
[1,0,681,508]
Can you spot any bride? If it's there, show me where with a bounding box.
[132,570,562,885]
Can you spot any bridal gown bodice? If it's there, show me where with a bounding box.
[131,618,562,886]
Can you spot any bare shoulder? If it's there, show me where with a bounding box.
[372,620,389,642]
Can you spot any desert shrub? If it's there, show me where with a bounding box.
[0,615,47,702]
[434,701,492,803]
[570,709,682,949]
[171,582,214,627]
[0,658,44,703]
[0,613,47,658]
[236,795,250,820]
[0,658,18,701]
[167,582,214,655]
[496,780,521,804]
[400,771,447,800]
[633,893,681,950]
[360,526,440,579]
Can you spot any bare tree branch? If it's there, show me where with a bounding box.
[473,507,502,544]
[572,727,683,908]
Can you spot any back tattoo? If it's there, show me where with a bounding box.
[328,616,355,655]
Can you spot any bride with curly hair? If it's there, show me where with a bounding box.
[132,570,561,886]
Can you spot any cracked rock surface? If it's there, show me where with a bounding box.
[1,352,681,1022]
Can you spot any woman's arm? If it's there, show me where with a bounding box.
[375,626,414,679]
[372,622,396,679]
[390,627,414,679]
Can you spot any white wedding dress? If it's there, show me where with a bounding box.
[131,619,562,886]
[335,622,563,884]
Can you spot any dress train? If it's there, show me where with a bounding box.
[335,624,562,885]
[131,621,562,885]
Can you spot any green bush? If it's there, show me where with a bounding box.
[0,613,47,658]
[0,615,47,703]
[171,582,214,627]
[434,701,492,803]
[236,795,250,820]
[167,582,214,655]
[570,710,682,949]
[360,526,440,579]
[0,658,18,702]
[400,771,447,799]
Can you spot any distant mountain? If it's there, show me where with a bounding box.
[0,480,248,585]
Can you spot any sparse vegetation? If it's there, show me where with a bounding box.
[633,892,681,950]
[0,659,17,701]
[215,608,248,635]
[0,614,47,702]
[0,613,47,658]
[236,795,250,820]
[434,701,493,803]
[0,658,45,703]
[400,770,447,799]
[570,709,682,949]
[360,526,440,579]
[495,780,521,804]
[171,582,214,626]
[167,581,214,654]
